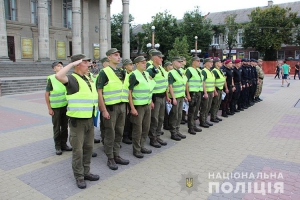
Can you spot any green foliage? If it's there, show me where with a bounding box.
[224,14,239,58]
[242,6,297,60]
[168,36,192,66]
[142,11,180,61]
[179,7,213,54]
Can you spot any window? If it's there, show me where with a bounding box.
[295,50,300,60]
[31,0,37,24]
[4,0,17,20]
[250,51,259,60]
[238,32,243,44]
[213,34,219,45]
[238,52,244,59]
[63,0,72,29]
[277,50,285,60]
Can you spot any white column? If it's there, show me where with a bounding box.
[122,0,130,59]
[37,0,49,61]
[82,0,89,56]
[99,0,108,58]
[107,1,111,49]
[72,0,82,55]
[0,0,11,62]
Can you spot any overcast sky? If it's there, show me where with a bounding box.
[111,0,293,25]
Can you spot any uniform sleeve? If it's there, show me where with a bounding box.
[168,72,175,85]
[128,73,138,90]
[96,70,108,89]
[201,70,207,81]
[45,77,53,92]
[212,70,219,79]
[146,67,157,78]
[185,69,192,80]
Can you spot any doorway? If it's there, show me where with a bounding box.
[7,36,15,62]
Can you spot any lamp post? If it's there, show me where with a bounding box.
[151,26,155,48]
[194,36,198,57]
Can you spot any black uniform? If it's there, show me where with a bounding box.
[231,66,242,112]
[238,63,249,109]
[221,66,233,114]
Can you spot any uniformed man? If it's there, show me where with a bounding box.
[128,56,155,158]
[45,61,71,155]
[55,55,99,189]
[185,57,203,134]
[238,58,249,110]
[98,57,110,145]
[249,59,258,105]
[221,60,235,117]
[163,62,173,130]
[122,59,134,145]
[146,49,159,68]
[254,59,264,102]
[180,56,188,125]
[97,48,130,170]
[200,58,215,128]
[168,56,187,140]
[147,51,169,147]
[231,59,242,113]
[210,58,225,122]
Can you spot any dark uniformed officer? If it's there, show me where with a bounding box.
[97,48,130,170]
[128,56,156,158]
[238,58,249,110]
[147,51,169,147]
[210,58,225,122]
[231,59,242,113]
[55,55,99,189]
[200,58,215,128]
[168,56,187,140]
[250,59,258,105]
[185,57,203,134]
[221,60,235,117]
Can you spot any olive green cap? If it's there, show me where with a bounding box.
[106,48,120,56]
[133,56,146,64]
[71,54,91,62]
[122,58,133,66]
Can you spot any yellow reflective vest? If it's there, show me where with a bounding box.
[48,74,67,108]
[212,68,225,90]
[203,68,215,92]
[169,69,186,98]
[187,67,203,92]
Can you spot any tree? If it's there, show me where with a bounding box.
[111,13,135,54]
[142,11,180,61]
[224,14,239,59]
[179,7,213,56]
[168,36,192,66]
[243,6,298,60]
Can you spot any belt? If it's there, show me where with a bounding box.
[135,104,149,107]
[234,83,241,85]
[153,92,165,98]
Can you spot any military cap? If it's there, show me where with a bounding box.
[251,59,257,62]
[163,61,172,68]
[213,58,221,64]
[51,61,63,68]
[100,57,109,64]
[172,56,183,62]
[192,57,200,61]
[148,49,158,56]
[234,59,241,63]
[71,54,91,62]
[122,58,133,66]
[180,56,186,61]
[224,59,232,64]
[133,56,146,64]
[152,51,164,57]
[258,59,263,62]
[241,58,246,62]
[106,48,120,56]
[203,58,213,64]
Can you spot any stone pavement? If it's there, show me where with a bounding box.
[0,75,300,200]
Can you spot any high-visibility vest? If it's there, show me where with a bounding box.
[187,67,203,92]
[66,74,98,118]
[102,67,129,105]
[179,68,188,83]
[203,68,215,92]
[169,69,185,98]
[48,74,67,108]
[88,72,98,83]
[147,65,168,94]
[212,68,225,90]
[132,70,156,105]
[196,68,204,92]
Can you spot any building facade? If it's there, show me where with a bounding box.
[1,0,130,62]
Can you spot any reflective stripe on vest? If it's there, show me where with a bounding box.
[148,65,168,94]
[169,69,185,98]
[203,68,216,92]
[66,74,98,118]
[187,67,203,92]
[102,67,129,105]
[132,70,156,105]
[180,68,188,83]
[212,68,225,90]
[48,74,67,108]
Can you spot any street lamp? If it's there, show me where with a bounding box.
[194,36,198,57]
[190,49,201,56]
[151,26,155,48]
